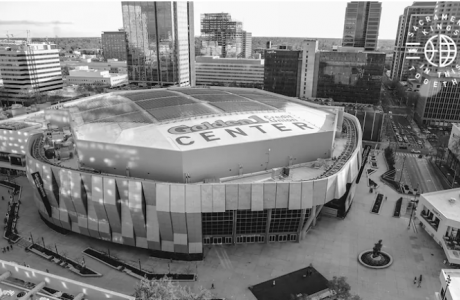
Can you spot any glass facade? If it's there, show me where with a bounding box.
[415,77,460,125]
[200,13,250,58]
[121,1,194,87]
[101,31,127,61]
[316,51,385,104]
[263,50,302,97]
[342,2,382,51]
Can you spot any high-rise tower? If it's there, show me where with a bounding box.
[391,2,436,81]
[200,13,251,58]
[342,1,382,51]
[121,1,195,87]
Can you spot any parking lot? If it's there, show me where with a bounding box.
[388,115,425,153]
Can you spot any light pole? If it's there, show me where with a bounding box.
[443,275,451,300]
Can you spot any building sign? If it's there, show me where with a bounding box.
[407,14,460,87]
[163,113,324,148]
[31,172,52,217]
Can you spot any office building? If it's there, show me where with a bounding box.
[0,40,63,103]
[121,1,195,87]
[342,1,382,51]
[61,59,127,74]
[316,49,385,104]
[414,73,460,126]
[9,87,362,260]
[195,56,264,88]
[242,31,252,59]
[200,13,252,58]
[65,66,128,87]
[264,40,318,98]
[101,29,127,61]
[391,2,436,81]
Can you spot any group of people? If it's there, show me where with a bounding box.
[2,245,13,253]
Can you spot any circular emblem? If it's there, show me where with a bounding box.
[424,34,457,67]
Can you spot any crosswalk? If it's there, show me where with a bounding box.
[395,153,421,158]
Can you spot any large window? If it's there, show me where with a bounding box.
[269,209,302,233]
[202,211,234,236]
[236,210,268,234]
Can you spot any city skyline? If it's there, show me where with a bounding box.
[0,0,412,39]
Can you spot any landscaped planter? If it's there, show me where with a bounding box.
[371,194,384,214]
[358,250,393,269]
[83,248,196,281]
[393,198,402,218]
[27,244,101,277]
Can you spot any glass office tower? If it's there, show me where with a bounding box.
[342,1,382,51]
[101,30,127,61]
[121,1,195,87]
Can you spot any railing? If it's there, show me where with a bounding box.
[314,116,358,179]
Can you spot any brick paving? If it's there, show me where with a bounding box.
[0,151,444,300]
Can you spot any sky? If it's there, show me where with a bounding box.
[0,0,413,39]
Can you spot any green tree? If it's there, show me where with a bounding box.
[328,276,362,300]
[134,277,213,300]
[61,66,70,76]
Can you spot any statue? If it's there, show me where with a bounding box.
[372,240,383,258]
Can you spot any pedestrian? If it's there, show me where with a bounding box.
[10,244,13,250]
[1,196,3,201]
[46,269,49,273]
[418,275,422,288]
[211,283,215,289]
[413,276,417,284]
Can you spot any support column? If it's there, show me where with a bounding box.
[19,281,46,300]
[0,271,11,281]
[265,209,272,243]
[311,205,317,227]
[297,209,306,242]
[73,293,85,300]
[232,210,237,244]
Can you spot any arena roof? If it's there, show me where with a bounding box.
[65,88,337,151]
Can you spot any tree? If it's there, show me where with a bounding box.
[328,276,362,300]
[61,66,70,76]
[134,277,213,300]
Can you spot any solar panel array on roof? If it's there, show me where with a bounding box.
[123,90,177,101]
[175,89,229,95]
[237,94,290,110]
[91,111,153,125]
[210,101,275,113]
[191,94,247,103]
[145,103,216,121]
[136,96,197,110]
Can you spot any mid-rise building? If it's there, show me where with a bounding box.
[65,66,128,87]
[61,59,127,74]
[414,73,460,126]
[316,49,385,104]
[195,56,264,88]
[200,13,251,58]
[121,1,195,87]
[417,188,460,266]
[0,40,63,103]
[264,40,318,98]
[391,2,436,80]
[101,29,127,61]
[342,1,382,51]
[437,269,460,300]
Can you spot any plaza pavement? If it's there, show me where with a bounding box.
[0,151,446,300]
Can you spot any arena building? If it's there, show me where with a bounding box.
[0,87,362,260]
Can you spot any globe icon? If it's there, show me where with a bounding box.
[424,34,457,67]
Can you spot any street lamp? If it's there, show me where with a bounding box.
[443,275,451,300]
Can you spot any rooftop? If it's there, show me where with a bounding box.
[422,188,460,221]
[442,269,460,300]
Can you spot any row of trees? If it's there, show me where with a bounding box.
[387,77,420,108]
[133,275,360,300]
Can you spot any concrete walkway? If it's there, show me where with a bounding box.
[1,155,445,299]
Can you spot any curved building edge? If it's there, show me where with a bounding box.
[24,113,362,261]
